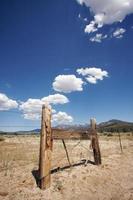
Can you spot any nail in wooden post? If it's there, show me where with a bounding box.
[90,118,101,165]
[39,104,52,190]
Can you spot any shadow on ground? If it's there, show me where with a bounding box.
[32,159,95,188]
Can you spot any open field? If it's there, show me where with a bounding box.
[0,134,133,200]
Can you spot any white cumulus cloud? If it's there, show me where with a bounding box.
[85,76,97,84]
[85,21,98,33]
[19,98,43,120]
[90,33,107,43]
[77,0,133,25]
[0,93,18,110]
[42,94,69,105]
[53,75,84,93]
[23,112,41,120]
[52,111,73,124]
[77,67,108,84]
[113,28,126,38]
[76,0,131,38]
[19,94,69,120]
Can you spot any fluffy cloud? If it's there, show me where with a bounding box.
[0,93,18,110]
[113,28,126,38]
[19,94,69,120]
[85,76,97,84]
[76,0,131,38]
[53,75,84,93]
[52,111,73,124]
[23,112,41,120]
[85,21,98,33]
[90,34,107,43]
[19,98,43,120]
[77,0,133,25]
[42,94,69,105]
[84,17,88,22]
[77,67,108,84]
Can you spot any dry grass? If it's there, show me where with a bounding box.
[0,134,133,200]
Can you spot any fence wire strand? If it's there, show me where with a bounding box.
[52,138,92,170]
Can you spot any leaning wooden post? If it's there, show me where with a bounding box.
[62,139,71,166]
[118,131,123,153]
[39,104,52,190]
[90,118,101,165]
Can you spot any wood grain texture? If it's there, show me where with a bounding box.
[39,105,52,190]
[90,118,101,165]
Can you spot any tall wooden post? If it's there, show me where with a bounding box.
[90,118,101,165]
[39,104,52,190]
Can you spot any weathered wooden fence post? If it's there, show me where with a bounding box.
[90,118,101,165]
[118,131,123,153]
[39,104,52,190]
[62,139,71,166]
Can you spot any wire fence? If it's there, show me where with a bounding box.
[51,138,93,171]
[0,109,94,172]
[0,128,93,172]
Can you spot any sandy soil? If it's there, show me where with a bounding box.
[0,135,133,200]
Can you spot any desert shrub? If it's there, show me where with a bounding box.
[102,132,108,136]
[0,136,5,142]
[107,133,113,137]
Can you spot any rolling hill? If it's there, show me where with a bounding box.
[98,119,133,132]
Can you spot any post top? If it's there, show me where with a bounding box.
[90,118,96,130]
[42,103,51,110]
[90,118,96,122]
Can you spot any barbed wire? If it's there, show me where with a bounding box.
[52,138,92,169]
[53,140,82,166]
[0,114,92,168]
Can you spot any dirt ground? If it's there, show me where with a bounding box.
[0,134,133,200]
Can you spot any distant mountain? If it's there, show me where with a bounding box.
[99,119,133,126]
[0,119,133,135]
[54,119,133,133]
[98,119,133,132]
[0,129,40,135]
[54,123,89,132]
[30,129,40,133]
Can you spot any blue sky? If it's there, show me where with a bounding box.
[0,0,133,131]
